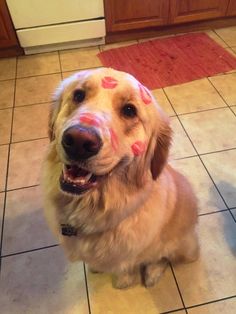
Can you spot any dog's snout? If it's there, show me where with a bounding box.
[62,125,102,160]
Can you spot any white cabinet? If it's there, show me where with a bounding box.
[6,0,105,54]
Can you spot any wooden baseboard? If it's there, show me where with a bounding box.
[105,16,236,43]
[0,45,24,58]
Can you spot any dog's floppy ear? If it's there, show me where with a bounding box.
[48,76,71,141]
[150,115,172,180]
[48,90,62,141]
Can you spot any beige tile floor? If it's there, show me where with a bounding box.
[0,27,236,314]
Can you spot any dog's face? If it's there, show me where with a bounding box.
[49,68,171,196]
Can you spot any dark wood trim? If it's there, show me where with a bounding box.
[105,16,236,44]
[0,45,23,58]
[0,0,24,57]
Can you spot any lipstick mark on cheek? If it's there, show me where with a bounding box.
[79,113,102,127]
[101,76,118,89]
[131,141,146,156]
[110,128,119,151]
[139,84,152,105]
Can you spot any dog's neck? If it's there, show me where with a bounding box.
[56,169,154,237]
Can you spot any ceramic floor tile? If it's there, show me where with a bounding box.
[2,186,56,255]
[231,106,236,114]
[15,74,61,107]
[179,108,236,154]
[12,103,49,142]
[231,47,236,54]
[62,68,104,80]
[170,117,196,159]
[174,211,236,306]
[62,70,80,80]
[59,47,102,72]
[0,58,16,80]
[209,73,236,106]
[171,157,226,214]
[205,30,228,48]
[0,80,15,109]
[100,40,137,51]
[188,297,236,314]
[0,108,12,144]
[152,89,175,116]
[201,150,236,208]
[164,78,226,114]
[0,247,89,314]
[0,145,8,192]
[87,265,183,314]
[17,52,61,78]
[7,138,48,190]
[0,192,4,239]
[215,26,236,47]
[231,208,236,220]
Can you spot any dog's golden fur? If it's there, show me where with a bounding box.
[42,68,199,288]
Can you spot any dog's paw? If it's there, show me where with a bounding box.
[113,273,137,289]
[143,262,167,288]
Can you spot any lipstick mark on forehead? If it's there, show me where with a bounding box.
[101,76,118,89]
[110,128,119,151]
[139,84,152,105]
[131,141,146,156]
[79,113,102,127]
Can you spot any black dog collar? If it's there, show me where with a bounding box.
[61,224,77,237]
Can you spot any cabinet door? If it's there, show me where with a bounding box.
[226,0,236,16]
[104,0,169,32]
[169,0,229,24]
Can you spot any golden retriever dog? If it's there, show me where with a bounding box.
[42,68,199,289]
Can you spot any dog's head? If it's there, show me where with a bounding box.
[49,68,172,196]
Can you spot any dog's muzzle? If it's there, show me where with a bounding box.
[62,125,102,160]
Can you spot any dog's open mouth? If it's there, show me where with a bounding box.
[60,164,99,195]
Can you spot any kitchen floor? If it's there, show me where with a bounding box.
[0,26,236,314]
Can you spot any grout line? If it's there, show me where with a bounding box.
[163,89,236,223]
[5,184,40,193]
[9,101,51,109]
[174,105,228,117]
[57,51,63,80]
[83,263,92,314]
[10,136,48,145]
[15,71,61,81]
[160,308,186,314]
[186,294,236,310]
[211,29,230,48]
[169,263,187,311]
[198,209,228,217]
[1,244,59,258]
[0,58,18,271]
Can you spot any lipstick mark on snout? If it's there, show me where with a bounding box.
[79,113,102,127]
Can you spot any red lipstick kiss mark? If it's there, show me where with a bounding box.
[139,84,152,105]
[131,141,146,156]
[110,128,119,151]
[101,76,118,89]
[79,113,102,127]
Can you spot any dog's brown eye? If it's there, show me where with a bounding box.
[121,104,137,118]
[73,89,86,103]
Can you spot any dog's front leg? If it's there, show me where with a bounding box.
[143,260,168,287]
[113,267,141,289]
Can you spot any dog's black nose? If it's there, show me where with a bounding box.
[62,125,102,160]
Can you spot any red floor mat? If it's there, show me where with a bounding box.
[98,33,236,89]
